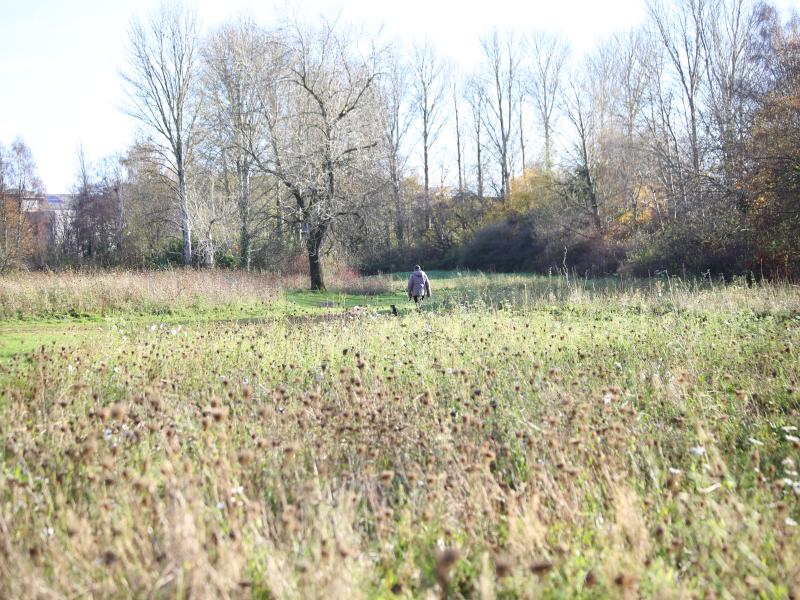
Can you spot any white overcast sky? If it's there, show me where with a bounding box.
[0,0,796,192]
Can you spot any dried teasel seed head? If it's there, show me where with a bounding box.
[529,560,553,576]
[434,547,461,585]
[614,573,636,588]
[584,570,597,587]
[494,555,512,578]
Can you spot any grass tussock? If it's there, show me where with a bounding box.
[0,276,799,597]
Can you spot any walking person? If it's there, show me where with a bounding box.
[407,265,431,308]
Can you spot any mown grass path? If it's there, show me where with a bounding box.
[0,287,409,362]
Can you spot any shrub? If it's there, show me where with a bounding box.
[456,218,542,272]
[626,223,752,277]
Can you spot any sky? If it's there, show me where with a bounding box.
[0,0,795,193]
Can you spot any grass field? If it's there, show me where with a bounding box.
[1,270,799,598]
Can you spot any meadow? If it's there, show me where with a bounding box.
[1,270,799,598]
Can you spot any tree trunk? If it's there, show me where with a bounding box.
[391,159,404,246]
[114,185,125,259]
[240,223,250,269]
[178,164,192,266]
[423,124,432,230]
[454,93,464,195]
[544,122,552,171]
[307,225,326,291]
[519,93,526,175]
[238,162,251,270]
[476,131,484,201]
[275,181,283,244]
[206,231,215,267]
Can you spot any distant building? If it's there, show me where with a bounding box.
[20,194,76,262]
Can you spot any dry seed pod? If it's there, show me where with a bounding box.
[435,547,461,587]
[529,560,554,576]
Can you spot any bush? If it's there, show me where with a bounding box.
[560,235,626,275]
[456,218,542,272]
[626,223,752,277]
[360,240,450,274]
[214,249,237,269]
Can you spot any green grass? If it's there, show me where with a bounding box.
[282,289,407,313]
[1,271,799,597]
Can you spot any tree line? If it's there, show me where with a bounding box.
[2,0,798,287]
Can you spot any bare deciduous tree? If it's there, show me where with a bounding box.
[647,0,706,176]
[527,31,568,171]
[250,17,386,290]
[380,46,414,247]
[0,139,43,271]
[480,30,521,199]
[562,68,604,232]
[465,77,487,201]
[699,0,759,187]
[412,40,448,229]
[202,17,271,269]
[122,2,200,266]
[452,78,465,195]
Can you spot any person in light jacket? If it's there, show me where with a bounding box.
[407,265,431,307]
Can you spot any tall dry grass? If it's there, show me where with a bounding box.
[0,269,395,320]
[0,270,282,319]
[1,289,799,597]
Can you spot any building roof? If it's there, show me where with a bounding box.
[20,194,76,213]
[45,194,76,210]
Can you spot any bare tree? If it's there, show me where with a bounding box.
[0,139,43,271]
[527,31,568,171]
[411,40,448,229]
[250,17,386,290]
[562,68,605,232]
[188,151,236,267]
[605,29,656,220]
[568,31,656,230]
[202,17,272,269]
[121,2,200,266]
[480,30,521,199]
[69,146,125,265]
[698,0,759,187]
[647,0,706,176]
[452,78,465,195]
[517,83,527,175]
[380,46,414,247]
[465,77,487,201]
